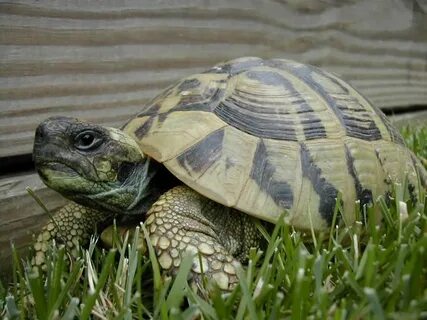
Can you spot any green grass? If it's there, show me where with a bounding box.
[1,126,427,320]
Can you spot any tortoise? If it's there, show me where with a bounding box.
[32,57,427,290]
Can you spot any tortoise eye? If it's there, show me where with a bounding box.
[74,130,102,151]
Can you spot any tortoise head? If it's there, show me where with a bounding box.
[33,117,158,214]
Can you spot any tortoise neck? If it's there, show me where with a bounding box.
[127,160,181,215]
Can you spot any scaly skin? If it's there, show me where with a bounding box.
[145,185,262,290]
[33,185,262,289]
[33,202,110,267]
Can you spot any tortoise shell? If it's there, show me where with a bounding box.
[123,57,425,230]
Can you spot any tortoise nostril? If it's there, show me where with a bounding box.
[35,119,57,141]
[35,124,47,141]
[35,116,76,142]
[37,127,43,139]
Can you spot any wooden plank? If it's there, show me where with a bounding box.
[389,110,427,128]
[0,0,426,158]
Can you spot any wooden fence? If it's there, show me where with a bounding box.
[1,0,426,278]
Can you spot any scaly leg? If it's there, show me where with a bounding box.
[33,202,110,267]
[145,185,263,290]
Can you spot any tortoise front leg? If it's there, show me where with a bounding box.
[33,202,110,267]
[145,185,263,290]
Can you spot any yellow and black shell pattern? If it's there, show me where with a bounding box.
[124,57,426,231]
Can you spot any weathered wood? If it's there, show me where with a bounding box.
[0,0,426,157]
[390,110,427,128]
[0,173,67,278]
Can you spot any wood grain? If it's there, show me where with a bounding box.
[389,110,427,128]
[0,0,426,158]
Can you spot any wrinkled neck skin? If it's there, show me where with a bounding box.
[89,159,156,214]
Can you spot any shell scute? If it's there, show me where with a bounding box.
[122,57,421,227]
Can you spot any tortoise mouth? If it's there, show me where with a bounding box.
[39,161,76,173]
[35,161,108,207]
[36,161,79,184]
